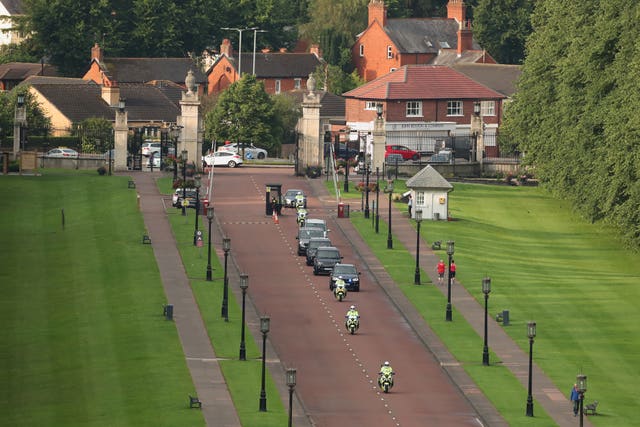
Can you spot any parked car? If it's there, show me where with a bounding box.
[304,218,329,237]
[141,142,161,157]
[385,145,420,161]
[313,246,343,275]
[384,153,405,164]
[284,189,307,208]
[296,227,326,256]
[305,237,332,266]
[202,151,243,168]
[46,147,78,158]
[145,155,161,168]
[172,188,200,209]
[218,142,267,159]
[335,143,359,161]
[329,263,361,291]
[429,150,452,163]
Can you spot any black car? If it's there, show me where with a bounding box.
[296,228,326,256]
[329,263,361,291]
[313,246,343,275]
[306,237,332,266]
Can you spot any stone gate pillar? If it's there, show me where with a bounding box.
[179,70,203,170]
[297,74,323,173]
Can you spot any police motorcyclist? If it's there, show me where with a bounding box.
[334,278,347,298]
[379,361,394,378]
[296,208,308,226]
[345,305,360,328]
[295,192,305,208]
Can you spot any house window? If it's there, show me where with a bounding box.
[365,101,377,110]
[275,80,281,94]
[406,101,422,117]
[359,45,364,57]
[294,78,301,89]
[387,46,393,59]
[390,68,397,73]
[416,191,424,206]
[481,100,495,116]
[447,100,463,116]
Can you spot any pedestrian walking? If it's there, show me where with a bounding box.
[570,383,580,416]
[407,194,413,217]
[437,260,445,284]
[449,259,456,283]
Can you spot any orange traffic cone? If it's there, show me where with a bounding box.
[274,212,279,224]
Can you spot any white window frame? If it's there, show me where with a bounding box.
[416,191,425,206]
[359,44,364,57]
[447,100,463,116]
[365,101,377,111]
[406,101,422,117]
[275,79,281,94]
[481,100,495,116]
[387,46,393,59]
[294,78,301,90]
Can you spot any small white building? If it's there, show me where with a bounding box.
[406,165,453,220]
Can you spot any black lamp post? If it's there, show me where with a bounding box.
[221,237,231,321]
[577,374,587,427]
[526,321,536,417]
[181,149,188,216]
[239,274,248,360]
[385,180,394,249]
[414,209,422,285]
[16,94,26,153]
[364,154,371,219]
[170,125,181,181]
[286,368,297,427]
[259,316,270,412]
[375,167,380,233]
[482,277,491,365]
[193,174,201,245]
[445,240,455,321]
[206,206,214,281]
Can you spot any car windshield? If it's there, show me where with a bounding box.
[317,249,340,259]
[300,229,324,239]
[334,265,356,275]
[309,239,331,249]
[305,221,326,230]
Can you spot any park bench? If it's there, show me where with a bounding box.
[128,180,136,188]
[583,400,598,416]
[189,395,202,409]
[142,235,151,244]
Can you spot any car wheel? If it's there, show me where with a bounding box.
[411,154,419,161]
[354,285,360,292]
[257,152,266,159]
[313,267,318,275]
[228,161,237,168]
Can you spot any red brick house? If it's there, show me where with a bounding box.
[352,0,495,82]
[206,39,322,95]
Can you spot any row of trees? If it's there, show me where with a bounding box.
[502,0,640,247]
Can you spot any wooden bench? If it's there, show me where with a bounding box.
[583,400,598,416]
[189,395,202,409]
[142,235,152,244]
[128,180,136,188]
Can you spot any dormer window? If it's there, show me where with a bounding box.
[439,41,450,49]
[387,46,393,59]
[294,78,301,89]
[359,45,364,57]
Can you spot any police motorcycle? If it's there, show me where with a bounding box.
[296,208,308,227]
[378,362,395,393]
[333,278,347,302]
[345,306,360,334]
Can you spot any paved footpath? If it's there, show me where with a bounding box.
[131,172,241,427]
[309,177,593,427]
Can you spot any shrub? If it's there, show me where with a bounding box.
[97,166,107,175]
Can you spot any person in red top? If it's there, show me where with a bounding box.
[436,260,445,284]
[450,260,457,283]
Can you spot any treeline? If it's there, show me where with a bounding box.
[502,0,640,247]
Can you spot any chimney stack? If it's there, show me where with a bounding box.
[91,43,103,63]
[368,0,387,27]
[220,39,233,57]
[447,0,466,23]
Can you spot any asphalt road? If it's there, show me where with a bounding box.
[212,168,484,427]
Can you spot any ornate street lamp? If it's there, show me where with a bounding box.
[286,368,297,427]
[445,240,455,321]
[259,316,270,412]
[206,206,214,281]
[577,374,587,427]
[170,125,182,181]
[239,274,249,360]
[364,154,371,219]
[375,167,380,233]
[193,174,201,245]
[181,149,188,216]
[221,237,231,321]
[376,102,383,119]
[526,321,537,416]
[385,180,394,249]
[414,209,423,284]
[482,277,491,365]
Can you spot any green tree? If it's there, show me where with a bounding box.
[472,0,534,64]
[0,89,51,147]
[204,75,279,154]
[271,93,302,151]
[72,118,114,154]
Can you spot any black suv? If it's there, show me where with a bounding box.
[306,237,332,266]
[296,228,326,256]
[313,246,343,275]
[329,263,361,291]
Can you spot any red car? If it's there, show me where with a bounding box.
[385,145,420,160]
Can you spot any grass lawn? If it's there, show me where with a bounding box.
[0,171,203,427]
[339,181,640,426]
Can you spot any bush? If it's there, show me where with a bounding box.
[97,166,107,175]
[306,166,322,178]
